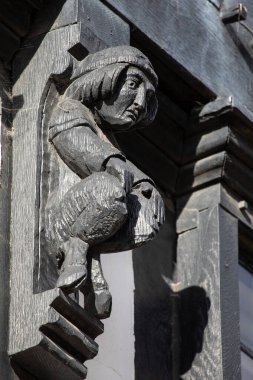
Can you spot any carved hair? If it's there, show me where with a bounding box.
[65,63,128,104]
[63,46,158,128]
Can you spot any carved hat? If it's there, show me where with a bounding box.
[70,45,158,87]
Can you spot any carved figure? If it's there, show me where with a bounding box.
[44,46,165,295]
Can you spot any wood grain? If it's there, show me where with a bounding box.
[176,205,240,379]
[103,0,253,112]
[9,0,132,377]
[0,63,13,379]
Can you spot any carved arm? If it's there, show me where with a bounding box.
[51,125,125,178]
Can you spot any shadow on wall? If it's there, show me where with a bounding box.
[178,286,210,378]
[133,207,210,380]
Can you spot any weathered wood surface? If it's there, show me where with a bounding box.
[176,204,240,379]
[177,184,253,233]
[177,97,253,206]
[9,0,133,378]
[199,96,253,132]
[103,0,253,112]
[28,0,130,49]
[28,0,78,38]
[219,208,241,380]
[0,65,12,380]
[12,291,104,379]
[182,126,253,170]
[10,22,80,356]
[178,150,253,205]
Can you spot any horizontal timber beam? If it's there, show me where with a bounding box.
[102,0,253,112]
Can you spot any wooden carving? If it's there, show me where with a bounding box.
[38,46,165,316]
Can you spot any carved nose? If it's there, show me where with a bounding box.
[134,84,146,110]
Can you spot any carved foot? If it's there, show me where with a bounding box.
[92,288,112,319]
[57,237,88,291]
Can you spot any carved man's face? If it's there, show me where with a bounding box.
[96,66,155,131]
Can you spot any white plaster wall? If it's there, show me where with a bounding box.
[87,250,135,380]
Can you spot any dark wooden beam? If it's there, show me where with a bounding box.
[0,0,45,62]
[102,0,253,112]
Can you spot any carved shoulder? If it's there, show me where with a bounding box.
[48,99,97,140]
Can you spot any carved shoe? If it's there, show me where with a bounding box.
[56,237,89,291]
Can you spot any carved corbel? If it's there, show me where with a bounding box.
[9,21,164,378]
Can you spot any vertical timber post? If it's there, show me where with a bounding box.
[176,191,241,379]
[174,97,253,379]
[0,64,12,379]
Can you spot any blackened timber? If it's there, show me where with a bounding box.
[199,96,253,132]
[27,0,78,39]
[176,205,240,379]
[51,291,104,339]
[24,0,44,10]
[116,130,178,194]
[156,90,187,129]
[182,126,253,170]
[139,120,183,165]
[103,0,253,112]
[78,0,130,50]
[40,312,99,361]
[139,91,185,165]
[0,65,12,378]
[12,335,88,380]
[178,151,253,205]
[0,0,45,61]
[219,207,241,379]
[132,29,211,112]
[0,2,30,37]
[176,184,253,233]
[177,151,225,195]
[181,127,229,164]
[0,22,20,62]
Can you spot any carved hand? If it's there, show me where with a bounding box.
[134,181,165,229]
[105,157,134,194]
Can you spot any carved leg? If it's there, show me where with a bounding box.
[46,172,127,291]
[92,187,158,253]
[57,237,89,290]
[83,253,112,319]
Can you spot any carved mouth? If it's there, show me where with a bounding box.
[125,109,138,121]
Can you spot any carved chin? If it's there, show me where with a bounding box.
[107,118,135,131]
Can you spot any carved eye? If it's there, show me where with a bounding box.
[126,79,139,90]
